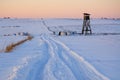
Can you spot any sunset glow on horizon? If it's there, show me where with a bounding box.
[0,0,120,18]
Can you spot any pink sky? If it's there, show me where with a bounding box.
[0,0,120,18]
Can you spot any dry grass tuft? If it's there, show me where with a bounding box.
[5,36,33,53]
[5,44,14,52]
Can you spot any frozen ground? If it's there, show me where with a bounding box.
[0,18,120,80]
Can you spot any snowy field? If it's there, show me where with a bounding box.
[0,18,120,80]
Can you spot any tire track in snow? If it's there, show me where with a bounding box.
[7,38,50,80]
[26,40,50,80]
[42,35,110,80]
[42,35,77,80]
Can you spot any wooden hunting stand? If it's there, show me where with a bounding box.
[82,13,92,35]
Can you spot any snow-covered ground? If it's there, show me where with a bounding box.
[0,18,120,80]
[56,35,120,80]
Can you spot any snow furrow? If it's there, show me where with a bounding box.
[41,35,110,80]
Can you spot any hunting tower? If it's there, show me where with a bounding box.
[82,13,92,34]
